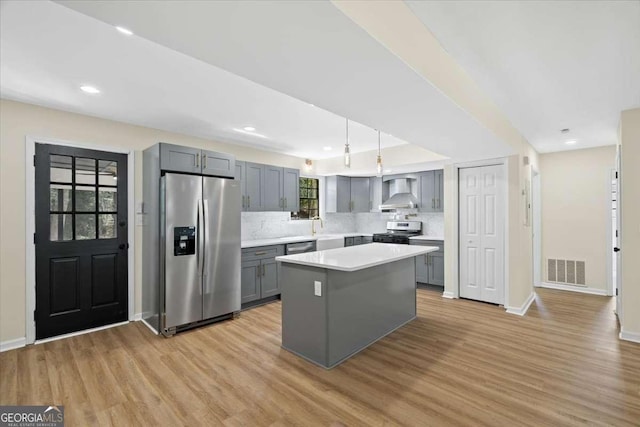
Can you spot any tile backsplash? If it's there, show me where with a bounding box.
[241,211,443,240]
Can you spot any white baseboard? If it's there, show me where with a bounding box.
[0,337,26,352]
[140,318,159,335]
[537,282,608,296]
[620,329,640,344]
[442,291,456,299]
[505,292,536,316]
[35,321,129,345]
[132,312,143,321]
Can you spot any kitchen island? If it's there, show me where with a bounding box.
[276,243,439,369]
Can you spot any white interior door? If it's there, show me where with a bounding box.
[615,146,622,318]
[459,165,505,304]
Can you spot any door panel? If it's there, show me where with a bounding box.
[337,176,351,212]
[416,254,428,283]
[163,174,202,328]
[260,259,280,298]
[241,260,261,304]
[264,166,284,211]
[350,177,370,213]
[430,252,445,286]
[245,162,264,211]
[202,177,241,318]
[434,170,444,211]
[201,150,235,178]
[235,161,247,211]
[160,143,201,174]
[283,168,300,212]
[459,165,504,304]
[420,171,436,212]
[35,143,128,339]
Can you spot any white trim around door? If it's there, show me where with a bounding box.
[25,135,135,345]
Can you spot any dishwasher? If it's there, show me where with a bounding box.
[285,241,316,255]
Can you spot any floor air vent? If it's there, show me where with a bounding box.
[547,259,586,285]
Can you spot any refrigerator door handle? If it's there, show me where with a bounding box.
[197,198,205,293]
[202,199,210,291]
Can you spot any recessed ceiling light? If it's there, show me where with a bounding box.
[243,126,256,132]
[565,140,577,145]
[116,26,133,36]
[80,85,100,94]
[233,128,267,138]
[323,146,332,151]
[384,169,392,173]
[309,103,315,107]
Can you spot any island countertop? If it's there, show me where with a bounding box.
[275,242,439,272]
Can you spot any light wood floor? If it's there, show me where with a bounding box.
[1,288,639,426]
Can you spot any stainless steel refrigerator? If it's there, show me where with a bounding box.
[142,143,240,336]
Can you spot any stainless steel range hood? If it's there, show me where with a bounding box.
[380,178,420,211]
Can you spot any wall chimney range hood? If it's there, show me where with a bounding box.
[380,177,420,211]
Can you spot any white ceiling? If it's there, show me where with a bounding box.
[407,0,640,153]
[46,0,510,162]
[0,1,418,160]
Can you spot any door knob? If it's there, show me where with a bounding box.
[119,243,129,250]
[614,247,620,252]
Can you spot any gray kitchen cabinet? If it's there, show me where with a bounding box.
[159,143,235,178]
[353,236,363,245]
[241,260,261,304]
[362,236,373,244]
[235,161,247,210]
[159,143,202,175]
[326,176,352,213]
[411,240,445,286]
[260,258,280,298]
[344,236,369,247]
[369,177,383,212]
[419,170,444,212]
[245,162,265,211]
[344,237,354,247]
[264,166,284,211]
[201,149,235,178]
[241,245,285,307]
[350,177,370,213]
[282,168,300,213]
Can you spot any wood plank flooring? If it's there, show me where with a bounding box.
[1,288,639,426]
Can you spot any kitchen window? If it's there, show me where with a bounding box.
[296,177,319,219]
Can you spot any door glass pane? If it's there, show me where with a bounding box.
[50,214,73,241]
[98,188,117,211]
[99,214,117,239]
[76,214,96,240]
[75,187,96,211]
[75,158,96,185]
[50,155,72,182]
[98,160,118,186]
[49,185,72,211]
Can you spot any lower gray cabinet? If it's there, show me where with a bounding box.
[241,245,284,305]
[411,240,444,286]
[344,236,370,247]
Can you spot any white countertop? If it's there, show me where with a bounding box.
[409,235,445,241]
[241,233,372,249]
[276,243,439,272]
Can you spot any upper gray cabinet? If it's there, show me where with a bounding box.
[283,168,300,213]
[264,166,284,211]
[369,177,383,212]
[419,170,444,212]
[201,149,235,178]
[245,162,265,212]
[326,176,370,213]
[350,177,370,213]
[236,163,300,212]
[159,143,235,178]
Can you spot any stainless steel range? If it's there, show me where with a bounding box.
[372,221,422,245]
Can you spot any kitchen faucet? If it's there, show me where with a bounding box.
[311,216,324,236]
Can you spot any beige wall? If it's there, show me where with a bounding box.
[539,146,616,290]
[0,99,308,343]
[619,108,640,338]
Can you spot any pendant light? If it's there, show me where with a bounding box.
[344,118,351,168]
[376,130,383,177]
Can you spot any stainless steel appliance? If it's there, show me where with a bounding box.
[142,143,240,337]
[372,221,422,245]
[380,177,420,211]
[285,241,316,255]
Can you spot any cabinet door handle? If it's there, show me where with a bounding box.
[196,153,200,168]
[262,264,266,276]
[257,266,261,278]
[242,195,245,209]
[203,155,207,169]
[284,197,287,208]
[248,196,251,208]
[424,254,428,265]
[255,251,267,256]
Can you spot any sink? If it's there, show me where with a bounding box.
[316,235,345,251]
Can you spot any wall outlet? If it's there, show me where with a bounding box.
[314,281,322,297]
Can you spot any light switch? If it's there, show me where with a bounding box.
[314,281,322,297]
